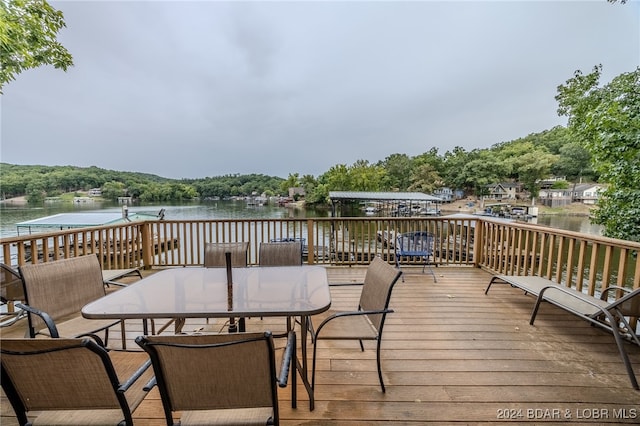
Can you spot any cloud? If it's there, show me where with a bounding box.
[1,0,638,179]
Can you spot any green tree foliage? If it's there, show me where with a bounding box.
[556,65,640,241]
[552,142,595,181]
[101,181,126,200]
[442,147,473,192]
[0,164,285,203]
[318,160,386,193]
[461,150,507,195]
[378,153,413,190]
[280,173,301,195]
[0,0,73,92]
[408,163,441,193]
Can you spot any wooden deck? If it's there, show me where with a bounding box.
[2,266,639,424]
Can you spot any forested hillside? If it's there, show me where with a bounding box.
[0,163,285,203]
[0,125,596,205]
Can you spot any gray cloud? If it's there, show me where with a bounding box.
[1,0,638,179]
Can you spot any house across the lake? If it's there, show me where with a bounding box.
[538,183,605,207]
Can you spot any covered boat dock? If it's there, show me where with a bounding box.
[329,191,443,217]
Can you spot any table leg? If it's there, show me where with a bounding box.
[298,315,315,411]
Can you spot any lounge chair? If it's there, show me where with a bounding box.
[486,274,640,390]
[136,331,294,426]
[0,337,153,426]
[312,256,402,393]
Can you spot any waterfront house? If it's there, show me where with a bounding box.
[485,182,522,201]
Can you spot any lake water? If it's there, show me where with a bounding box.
[0,200,330,238]
[0,200,602,238]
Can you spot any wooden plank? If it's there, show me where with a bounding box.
[2,266,639,426]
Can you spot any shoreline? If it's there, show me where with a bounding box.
[440,199,592,217]
[1,195,593,217]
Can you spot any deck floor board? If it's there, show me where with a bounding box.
[2,266,639,424]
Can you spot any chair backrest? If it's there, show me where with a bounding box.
[136,332,279,425]
[259,241,302,266]
[396,231,435,255]
[204,242,249,267]
[610,287,640,317]
[1,263,24,304]
[359,257,402,331]
[18,255,106,332]
[0,338,136,425]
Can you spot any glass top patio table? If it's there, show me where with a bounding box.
[82,265,330,411]
[82,266,331,320]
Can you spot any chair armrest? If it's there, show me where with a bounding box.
[15,302,60,338]
[278,331,295,388]
[143,376,157,392]
[325,308,394,321]
[600,286,633,300]
[537,285,605,311]
[316,309,394,332]
[118,359,153,393]
[329,282,364,287]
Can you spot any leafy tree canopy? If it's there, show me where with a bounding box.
[0,0,73,92]
[556,65,640,241]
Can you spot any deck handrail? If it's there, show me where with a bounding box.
[2,216,639,301]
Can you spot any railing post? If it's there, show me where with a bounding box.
[307,219,315,265]
[473,218,483,268]
[141,222,154,269]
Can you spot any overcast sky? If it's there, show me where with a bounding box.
[1,1,638,180]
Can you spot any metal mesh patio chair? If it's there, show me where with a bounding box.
[200,242,250,333]
[259,241,302,266]
[395,231,437,282]
[259,241,305,335]
[204,242,249,267]
[136,331,293,426]
[0,337,153,426]
[1,263,26,327]
[16,255,124,348]
[311,256,402,393]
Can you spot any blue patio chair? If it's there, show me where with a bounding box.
[395,231,437,282]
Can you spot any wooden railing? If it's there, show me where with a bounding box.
[2,216,639,298]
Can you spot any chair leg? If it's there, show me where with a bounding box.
[376,339,386,393]
[120,320,127,350]
[311,338,319,390]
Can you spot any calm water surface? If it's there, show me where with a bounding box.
[0,200,329,238]
[0,201,601,238]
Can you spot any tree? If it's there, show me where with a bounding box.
[101,181,126,201]
[408,163,441,194]
[556,66,640,241]
[280,173,300,196]
[378,153,413,191]
[442,147,473,191]
[349,160,386,191]
[509,151,558,202]
[552,142,594,182]
[0,0,74,92]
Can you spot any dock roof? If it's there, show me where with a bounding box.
[329,191,442,203]
[16,212,160,234]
